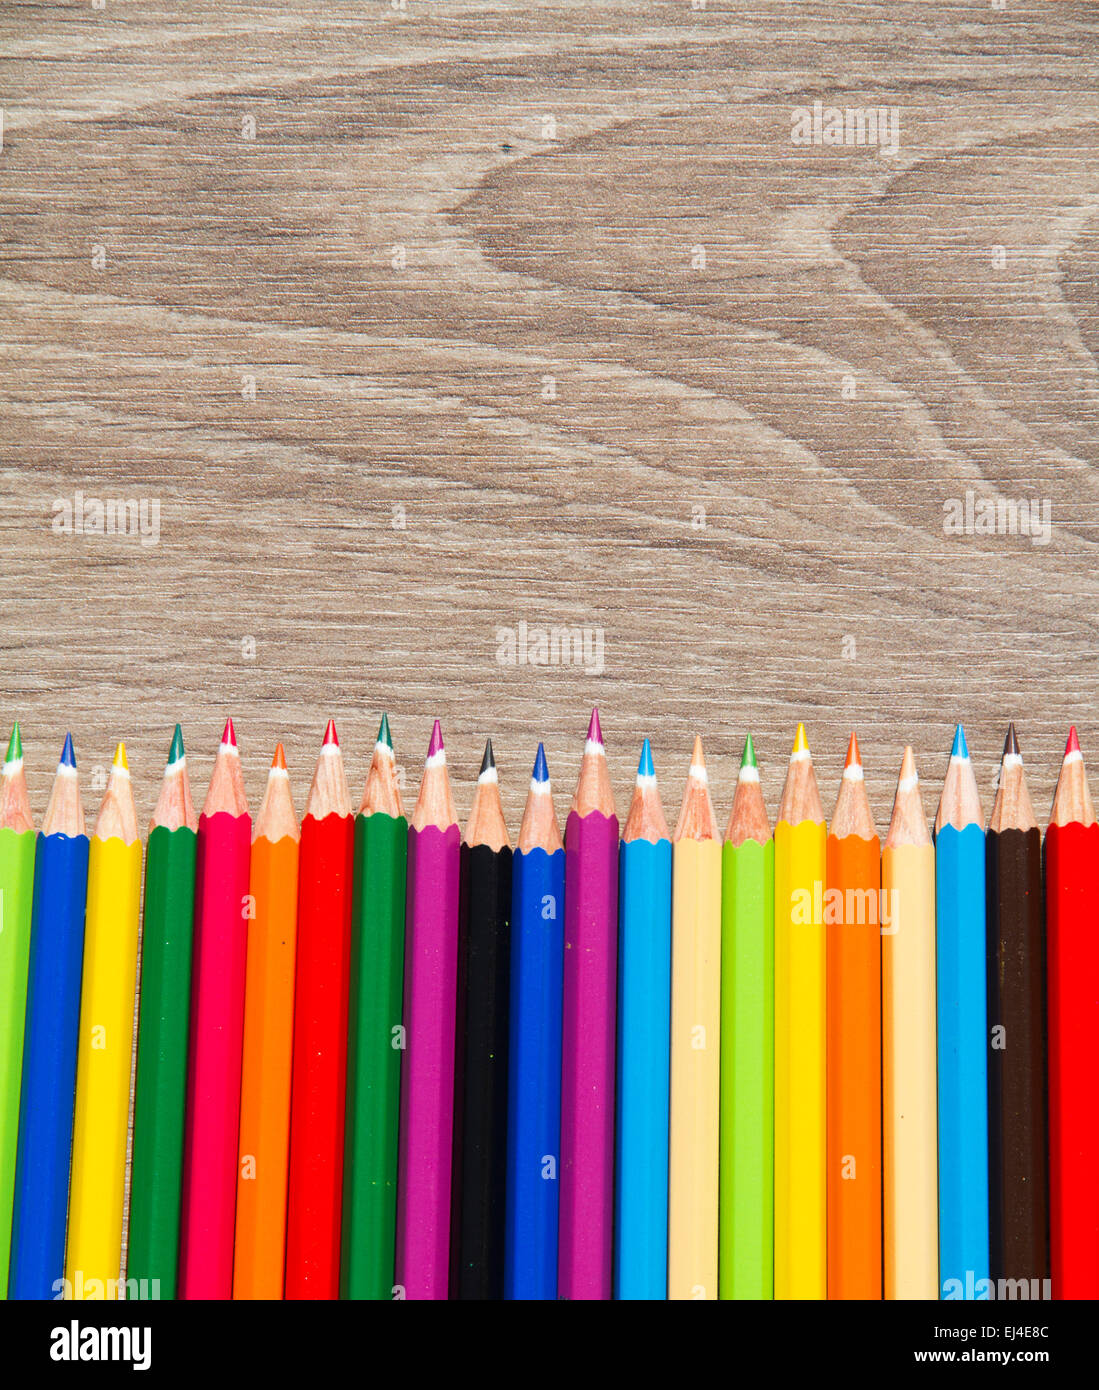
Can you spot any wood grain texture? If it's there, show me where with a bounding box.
[2,0,1097,838]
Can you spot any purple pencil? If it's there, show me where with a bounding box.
[395,720,461,1300]
[559,707,620,1300]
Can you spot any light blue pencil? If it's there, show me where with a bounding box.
[615,739,672,1300]
[934,724,989,1300]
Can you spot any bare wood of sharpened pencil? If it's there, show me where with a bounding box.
[572,741,616,820]
[411,754,458,832]
[1049,749,1095,829]
[360,742,403,820]
[517,774,562,855]
[776,752,824,827]
[204,740,249,819]
[988,752,1037,836]
[254,757,299,845]
[152,755,198,835]
[304,744,351,821]
[885,748,931,849]
[465,768,510,851]
[43,762,86,839]
[831,760,877,841]
[622,772,669,845]
[673,737,718,843]
[95,759,139,845]
[0,757,33,835]
[935,751,982,834]
[726,767,770,847]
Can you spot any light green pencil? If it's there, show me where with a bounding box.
[719,733,774,1299]
[0,724,37,1298]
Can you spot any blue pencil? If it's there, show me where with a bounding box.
[504,744,565,1300]
[8,736,89,1300]
[615,739,672,1300]
[934,724,990,1300]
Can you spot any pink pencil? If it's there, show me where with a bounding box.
[179,720,251,1300]
[559,708,619,1299]
[394,720,461,1300]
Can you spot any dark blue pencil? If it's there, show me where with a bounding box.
[8,736,89,1300]
[504,745,564,1300]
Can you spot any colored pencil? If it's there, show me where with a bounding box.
[285,720,354,1300]
[616,738,671,1301]
[451,740,512,1299]
[504,744,564,1301]
[9,738,87,1299]
[882,747,938,1300]
[66,743,142,1297]
[179,719,251,1300]
[0,725,35,1298]
[669,736,721,1301]
[935,723,989,1298]
[720,733,774,1301]
[986,723,1047,1293]
[559,707,619,1301]
[773,722,826,1300]
[129,726,198,1299]
[395,719,461,1300]
[1046,726,1099,1298]
[825,733,882,1300]
[234,743,299,1300]
[343,714,407,1300]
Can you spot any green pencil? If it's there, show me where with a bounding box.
[0,724,36,1298]
[719,734,775,1300]
[342,714,408,1300]
[128,726,198,1299]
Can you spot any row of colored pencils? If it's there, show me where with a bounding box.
[0,713,1094,1299]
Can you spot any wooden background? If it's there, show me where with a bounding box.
[3,0,1098,833]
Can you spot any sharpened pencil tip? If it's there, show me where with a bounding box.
[1004,722,1019,758]
[427,719,444,759]
[532,742,549,783]
[377,712,392,749]
[322,718,339,748]
[690,734,705,769]
[637,737,654,779]
[5,722,22,765]
[586,706,604,746]
[899,745,917,782]
[168,723,185,765]
[1066,725,1081,756]
[272,742,287,771]
[844,731,861,770]
[951,723,968,759]
[741,732,757,770]
[221,717,237,749]
[112,742,128,772]
[479,738,495,776]
[792,722,809,755]
[60,732,76,769]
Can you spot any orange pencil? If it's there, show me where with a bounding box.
[825,733,882,1299]
[233,744,300,1299]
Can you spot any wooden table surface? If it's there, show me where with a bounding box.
[3,0,1098,831]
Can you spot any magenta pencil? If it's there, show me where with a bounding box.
[559,708,619,1300]
[394,721,461,1300]
[179,720,252,1300]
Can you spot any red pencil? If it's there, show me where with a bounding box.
[285,720,355,1299]
[1046,726,1099,1299]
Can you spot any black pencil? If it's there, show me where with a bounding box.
[451,740,513,1299]
[986,723,1048,1291]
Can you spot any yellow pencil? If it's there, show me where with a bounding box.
[669,736,722,1300]
[66,744,143,1299]
[882,746,938,1299]
[774,722,826,1299]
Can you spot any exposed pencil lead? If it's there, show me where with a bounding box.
[844,732,861,770]
[427,719,445,760]
[1066,725,1081,757]
[323,718,339,748]
[951,723,968,760]
[479,739,496,777]
[272,742,287,771]
[532,743,549,784]
[168,723,185,765]
[741,732,757,771]
[1003,722,1020,758]
[60,732,76,770]
[792,722,809,756]
[221,717,238,750]
[112,742,129,772]
[587,706,604,746]
[6,722,22,765]
[377,712,392,749]
[637,738,655,780]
